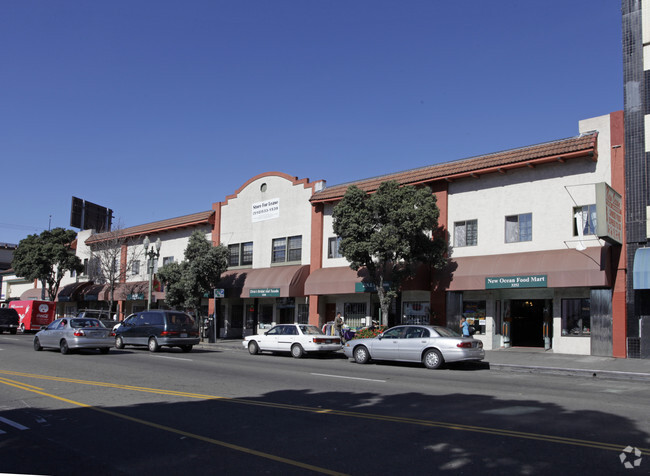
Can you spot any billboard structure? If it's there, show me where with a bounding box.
[70,197,113,233]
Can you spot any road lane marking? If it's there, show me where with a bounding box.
[1,370,648,454]
[0,375,347,476]
[0,416,29,430]
[151,355,193,362]
[310,373,386,382]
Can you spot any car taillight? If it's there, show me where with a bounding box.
[73,330,85,337]
[160,331,180,336]
[456,341,472,348]
[313,337,340,344]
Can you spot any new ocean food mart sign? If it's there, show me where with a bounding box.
[485,275,547,289]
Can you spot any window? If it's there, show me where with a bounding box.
[462,300,486,335]
[272,236,302,263]
[561,298,590,336]
[328,237,342,258]
[132,260,140,275]
[162,256,174,266]
[228,242,253,267]
[573,205,597,236]
[343,302,367,328]
[454,220,478,247]
[402,302,430,325]
[505,213,532,243]
[297,303,309,324]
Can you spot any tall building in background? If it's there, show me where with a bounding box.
[623,0,650,358]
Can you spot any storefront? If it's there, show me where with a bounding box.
[446,246,615,354]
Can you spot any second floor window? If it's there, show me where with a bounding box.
[574,205,597,236]
[328,237,342,258]
[132,260,140,275]
[454,220,478,247]
[228,242,253,267]
[272,235,302,263]
[505,213,532,243]
[162,256,174,266]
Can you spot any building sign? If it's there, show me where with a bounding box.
[127,293,144,300]
[355,282,390,293]
[485,275,547,289]
[252,198,280,223]
[214,288,225,298]
[595,182,622,245]
[250,288,281,297]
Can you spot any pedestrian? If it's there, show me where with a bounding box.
[460,317,470,337]
[334,312,344,341]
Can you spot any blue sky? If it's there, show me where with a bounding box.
[1,1,623,245]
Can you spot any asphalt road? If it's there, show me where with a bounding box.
[0,333,648,475]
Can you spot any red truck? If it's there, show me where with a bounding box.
[8,300,56,333]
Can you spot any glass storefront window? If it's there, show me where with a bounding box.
[297,304,309,324]
[344,303,367,328]
[561,298,590,336]
[462,300,486,335]
[402,301,430,325]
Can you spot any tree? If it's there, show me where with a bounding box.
[332,181,447,324]
[12,228,84,301]
[157,231,229,318]
[87,223,143,316]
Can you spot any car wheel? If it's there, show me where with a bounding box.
[180,345,193,353]
[10,328,17,335]
[33,337,42,351]
[291,344,304,359]
[99,347,110,354]
[115,335,125,349]
[423,349,444,369]
[353,345,370,364]
[148,337,160,352]
[60,339,70,355]
[248,341,259,355]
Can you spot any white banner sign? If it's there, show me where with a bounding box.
[252,198,280,222]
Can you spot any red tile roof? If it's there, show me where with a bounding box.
[85,210,214,244]
[311,132,598,203]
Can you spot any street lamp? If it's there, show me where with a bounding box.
[143,235,162,311]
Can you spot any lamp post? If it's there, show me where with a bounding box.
[143,235,162,311]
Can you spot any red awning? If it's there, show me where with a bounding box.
[19,288,49,300]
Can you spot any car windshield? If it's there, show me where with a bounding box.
[70,319,105,328]
[299,325,323,335]
[432,326,461,337]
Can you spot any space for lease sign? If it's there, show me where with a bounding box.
[252,198,280,222]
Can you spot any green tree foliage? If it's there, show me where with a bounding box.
[332,181,447,323]
[157,231,229,317]
[12,228,84,301]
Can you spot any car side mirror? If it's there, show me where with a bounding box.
[377,333,384,339]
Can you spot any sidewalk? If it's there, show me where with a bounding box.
[197,339,650,382]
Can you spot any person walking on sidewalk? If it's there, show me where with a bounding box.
[334,312,345,342]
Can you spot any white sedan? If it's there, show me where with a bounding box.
[243,324,342,358]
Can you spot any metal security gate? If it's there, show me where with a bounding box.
[590,289,613,357]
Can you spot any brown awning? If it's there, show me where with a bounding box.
[217,265,310,298]
[108,281,150,301]
[56,281,93,302]
[81,284,109,302]
[19,288,50,300]
[448,246,611,291]
[305,267,370,295]
[305,265,432,295]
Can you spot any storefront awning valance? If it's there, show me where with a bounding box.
[217,265,310,298]
[56,281,93,302]
[633,247,650,289]
[19,288,49,300]
[81,284,109,301]
[448,246,611,291]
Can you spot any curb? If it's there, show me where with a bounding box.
[489,363,650,382]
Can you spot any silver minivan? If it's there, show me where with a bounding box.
[114,310,200,352]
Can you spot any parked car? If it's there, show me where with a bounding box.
[342,325,484,369]
[77,309,118,329]
[0,307,19,334]
[113,310,199,352]
[243,323,342,358]
[33,317,115,354]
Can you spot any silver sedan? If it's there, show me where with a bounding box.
[33,317,115,354]
[342,325,484,369]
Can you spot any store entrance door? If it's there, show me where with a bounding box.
[510,299,545,347]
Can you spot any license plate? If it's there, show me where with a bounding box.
[181,333,187,338]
